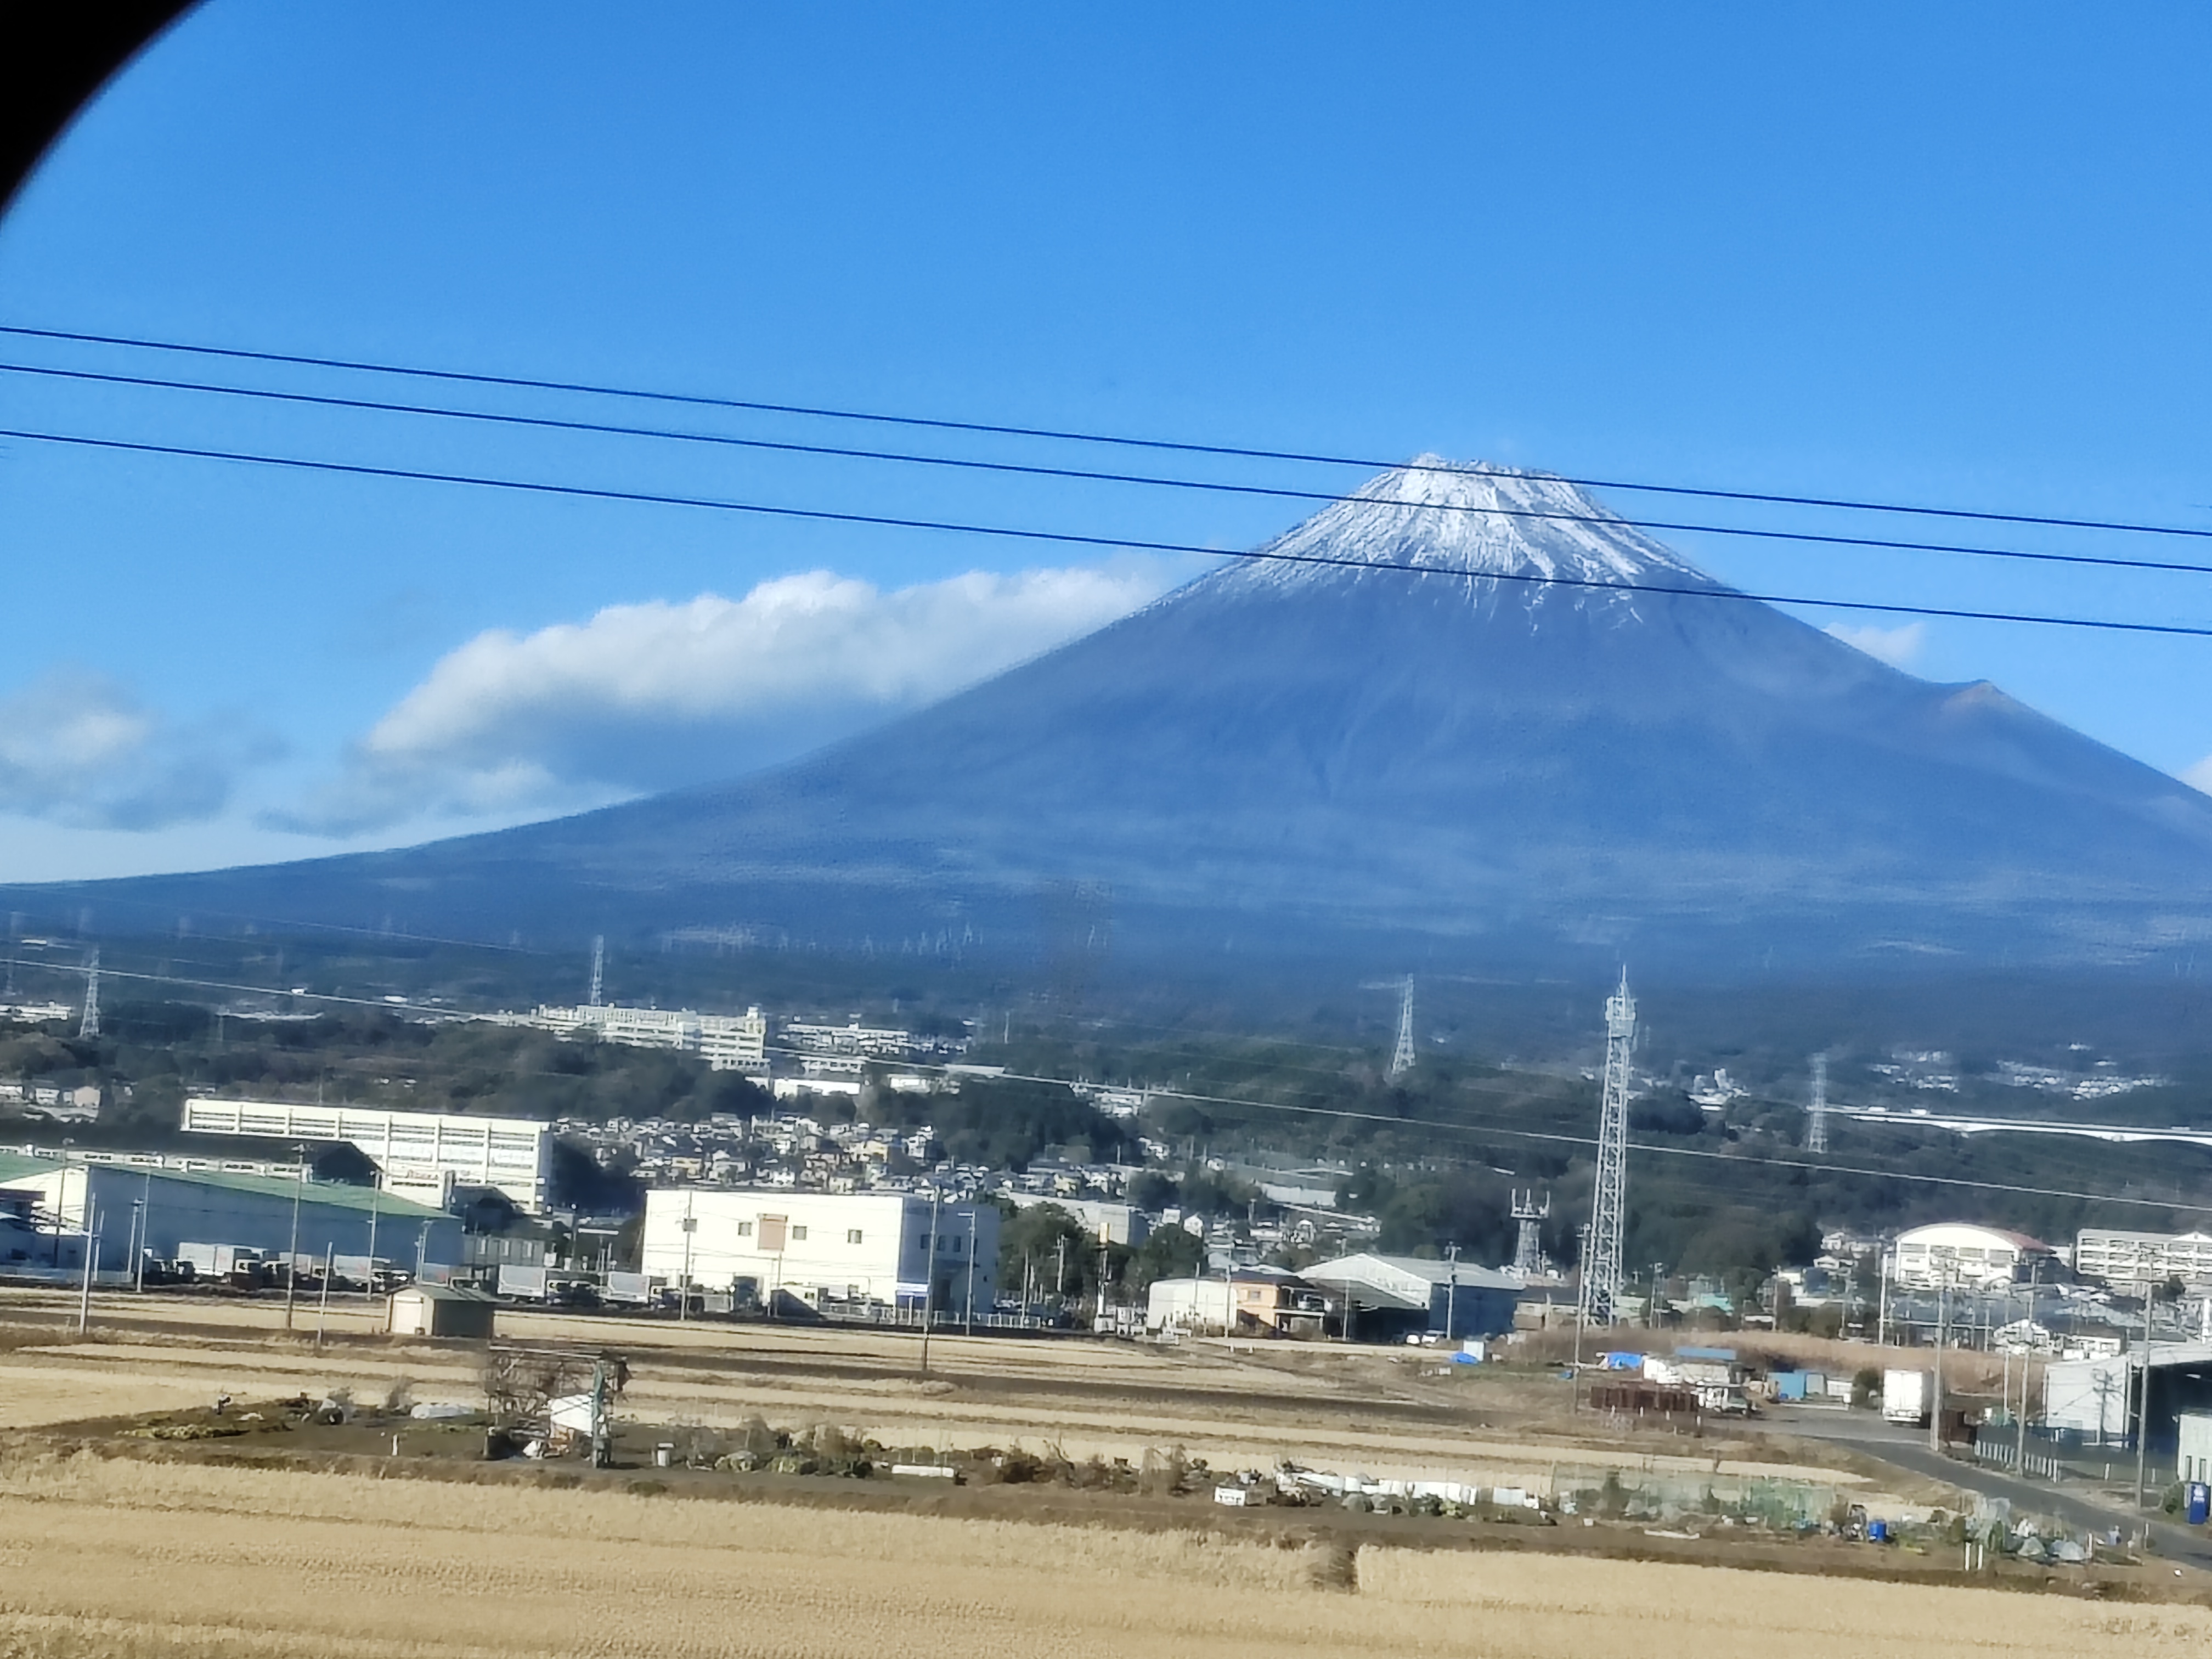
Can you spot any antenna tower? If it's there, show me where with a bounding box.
[588,935,605,1008]
[1510,1189,1550,1278]
[1807,1052,1829,1153]
[1578,969,1635,1327]
[78,947,101,1040]
[1388,977,1417,1081]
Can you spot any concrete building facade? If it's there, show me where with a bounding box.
[640,1187,997,1317]
[2075,1228,2212,1290]
[180,1098,554,1213]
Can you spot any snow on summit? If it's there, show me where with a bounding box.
[1220,456,1715,599]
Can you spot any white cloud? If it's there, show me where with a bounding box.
[0,668,252,831]
[2182,756,2212,797]
[1825,620,1926,669]
[275,561,1179,835]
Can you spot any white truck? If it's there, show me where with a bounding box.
[1882,1368,1931,1426]
[495,1263,550,1301]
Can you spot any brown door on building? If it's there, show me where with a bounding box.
[758,1215,788,1253]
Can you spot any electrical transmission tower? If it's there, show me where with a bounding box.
[588,935,605,1008]
[1807,1052,1829,1153]
[1388,977,1417,1081]
[1511,1189,1550,1278]
[78,947,101,1040]
[1578,969,1635,1327]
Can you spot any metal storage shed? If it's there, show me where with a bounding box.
[388,1283,499,1339]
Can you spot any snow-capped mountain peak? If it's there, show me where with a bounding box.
[1218,456,1714,595]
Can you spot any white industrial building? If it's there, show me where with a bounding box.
[2045,1341,2212,1459]
[180,1098,554,1213]
[2074,1228,2212,1291]
[1889,1222,2053,1289]
[531,1003,767,1074]
[641,1187,997,1317]
[0,1150,459,1274]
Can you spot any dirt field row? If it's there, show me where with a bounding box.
[0,1449,2200,1659]
[0,1291,1877,1487]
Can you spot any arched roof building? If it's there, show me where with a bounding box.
[1892,1222,2053,1289]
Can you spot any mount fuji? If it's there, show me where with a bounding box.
[48,460,2212,976]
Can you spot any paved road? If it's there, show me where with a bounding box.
[1771,1407,2212,1570]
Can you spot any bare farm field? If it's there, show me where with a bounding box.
[1,1452,2208,1659]
[2,1289,2207,1656]
[0,1290,1877,1487]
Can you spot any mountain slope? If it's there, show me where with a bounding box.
[49,460,2212,974]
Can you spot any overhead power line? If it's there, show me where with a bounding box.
[7,355,2209,580]
[799,1049,2209,1215]
[4,319,2208,543]
[5,424,2210,640]
[35,953,2198,1216]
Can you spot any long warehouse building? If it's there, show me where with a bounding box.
[0,1152,460,1274]
[180,1098,554,1213]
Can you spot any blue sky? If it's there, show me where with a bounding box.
[2,3,2209,880]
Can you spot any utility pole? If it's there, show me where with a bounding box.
[1650,1260,1667,1327]
[126,1195,145,1295]
[677,1192,697,1323]
[75,1202,99,1334]
[315,1243,334,1349]
[364,1182,381,1302]
[1929,1270,1948,1455]
[963,1208,977,1336]
[1572,1221,1593,1400]
[283,1146,306,1331]
[1444,1244,1459,1345]
[2135,1316,2155,1526]
[919,1189,942,1375]
[134,1171,151,1293]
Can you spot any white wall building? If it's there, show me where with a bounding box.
[531,1003,768,1074]
[181,1098,555,1214]
[1890,1222,2053,1289]
[2075,1228,2212,1290]
[641,1187,996,1317]
[1146,1277,1232,1330]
